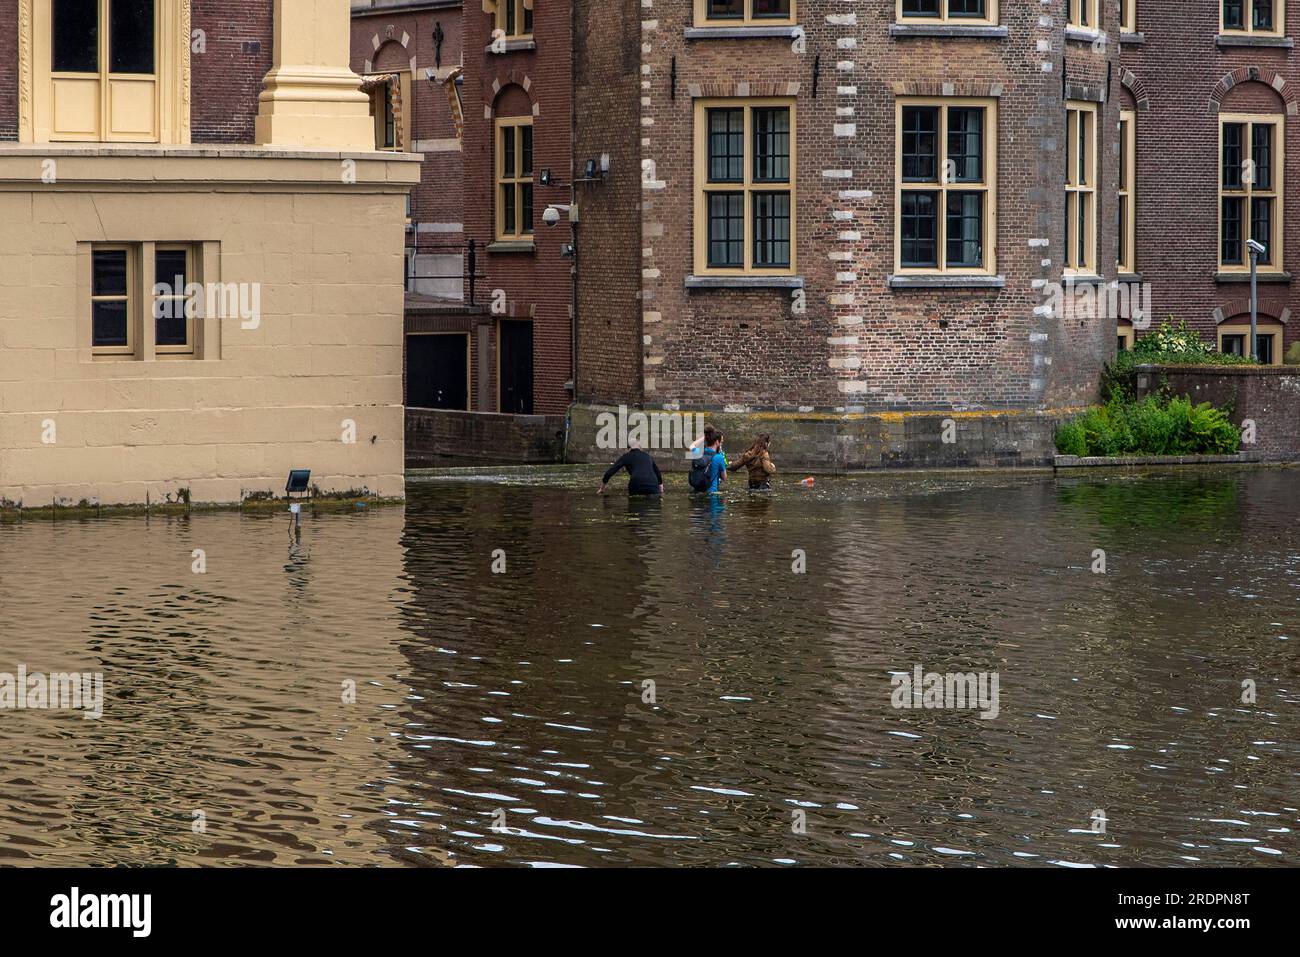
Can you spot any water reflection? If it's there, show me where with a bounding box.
[1,468,1297,866]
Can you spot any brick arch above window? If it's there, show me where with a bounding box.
[1214,303,1291,325]
[1210,67,1298,116]
[890,81,1004,99]
[487,78,538,119]
[1119,70,1151,112]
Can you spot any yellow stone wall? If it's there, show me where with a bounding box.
[0,147,421,507]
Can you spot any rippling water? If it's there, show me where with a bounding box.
[1,467,1296,867]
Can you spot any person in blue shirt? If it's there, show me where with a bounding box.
[705,429,727,493]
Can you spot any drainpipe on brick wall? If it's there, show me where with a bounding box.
[568,0,579,402]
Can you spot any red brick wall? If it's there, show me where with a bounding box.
[460,0,575,415]
[0,2,16,141]
[1120,5,1300,357]
[191,0,273,144]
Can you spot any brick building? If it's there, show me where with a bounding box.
[1119,2,1299,363]
[573,1,1123,423]
[0,0,416,506]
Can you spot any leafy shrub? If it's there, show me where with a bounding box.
[1102,318,1257,401]
[1056,393,1241,457]
[1285,342,1300,366]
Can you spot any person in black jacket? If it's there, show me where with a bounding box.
[598,441,664,496]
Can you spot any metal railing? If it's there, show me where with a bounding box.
[404,230,484,306]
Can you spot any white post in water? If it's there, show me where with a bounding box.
[1247,238,1266,361]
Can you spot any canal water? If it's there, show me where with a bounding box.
[0,467,1296,867]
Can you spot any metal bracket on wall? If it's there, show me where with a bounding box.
[812,55,820,99]
[670,56,677,100]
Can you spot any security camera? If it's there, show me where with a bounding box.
[542,205,561,228]
[1246,239,1267,256]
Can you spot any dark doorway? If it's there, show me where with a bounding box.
[499,320,534,414]
[406,333,468,409]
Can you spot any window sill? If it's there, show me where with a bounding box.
[1216,34,1294,48]
[1063,273,1107,287]
[1117,272,1143,283]
[888,23,1008,39]
[888,274,1005,290]
[684,25,802,40]
[1120,32,1145,45]
[485,38,537,54]
[1064,26,1106,44]
[1214,270,1292,283]
[684,274,804,290]
[487,240,536,253]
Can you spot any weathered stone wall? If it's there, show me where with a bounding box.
[406,408,566,466]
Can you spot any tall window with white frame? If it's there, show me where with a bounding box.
[693,99,796,275]
[895,98,997,275]
[1117,110,1136,275]
[1222,0,1282,34]
[1219,114,1283,272]
[1065,101,1098,276]
[898,0,996,24]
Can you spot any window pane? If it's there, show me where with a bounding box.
[501,126,516,178]
[1223,334,1245,356]
[1118,197,1128,268]
[111,0,156,74]
[155,249,187,294]
[753,108,790,183]
[752,0,791,17]
[520,125,533,177]
[753,191,791,268]
[1250,197,1272,262]
[1076,112,1089,186]
[949,0,987,16]
[1224,0,1244,29]
[1221,196,1243,264]
[708,192,744,268]
[1222,123,1243,188]
[93,301,129,348]
[501,184,516,234]
[506,0,516,33]
[902,0,942,15]
[947,108,983,183]
[156,311,187,347]
[1077,193,1089,266]
[945,191,983,268]
[1118,119,1129,190]
[900,191,938,268]
[1254,0,1274,30]
[53,0,99,73]
[93,249,128,297]
[520,182,533,234]
[1251,123,1272,190]
[707,0,743,18]
[523,2,533,34]
[902,107,938,182]
[708,109,744,183]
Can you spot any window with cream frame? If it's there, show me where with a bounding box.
[1218,324,1281,364]
[1120,0,1137,33]
[1065,101,1098,276]
[1117,109,1136,274]
[1221,0,1283,35]
[694,0,796,26]
[1219,113,1283,272]
[91,244,136,356]
[152,245,197,356]
[495,115,534,241]
[496,0,533,37]
[1065,0,1100,28]
[693,98,797,275]
[895,97,998,276]
[897,0,997,25]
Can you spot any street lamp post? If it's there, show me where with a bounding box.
[1246,238,1266,361]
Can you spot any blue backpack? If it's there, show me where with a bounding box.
[688,448,716,492]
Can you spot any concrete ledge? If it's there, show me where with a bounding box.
[684,274,804,290]
[486,38,537,53]
[1120,32,1146,45]
[1214,271,1292,283]
[1064,26,1106,43]
[1055,453,1263,468]
[486,240,537,254]
[888,274,1005,289]
[1216,35,1295,48]
[888,24,1008,39]
[684,25,802,40]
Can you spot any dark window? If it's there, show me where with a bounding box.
[1118,197,1128,268]
[506,0,516,33]
[1251,123,1272,189]
[154,248,188,347]
[708,109,745,182]
[948,0,986,16]
[707,0,744,18]
[753,192,791,268]
[945,192,983,268]
[1254,0,1274,30]
[1118,335,1129,352]
[92,249,129,349]
[1222,333,1246,356]
[1250,197,1273,262]
[753,0,791,17]
[901,191,938,268]
[523,3,533,33]
[708,193,745,268]
[520,124,533,177]
[1259,333,1275,363]
[1222,123,1243,188]
[155,249,186,291]
[902,0,942,16]
[947,108,983,182]
[901,106,938,182]
[753,108,790,183]
[110,0,155,74]
[1221,197,1244,265]
[1224,0,1245,29]
[53,0,99,73]
[501,183,516,234]
[520,182,533,234]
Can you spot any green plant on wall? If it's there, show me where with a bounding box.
[1056,393,1240,457]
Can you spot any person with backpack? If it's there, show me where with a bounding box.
[598,440,664,496]
[688,427,727,494]
[730,433,777,490]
